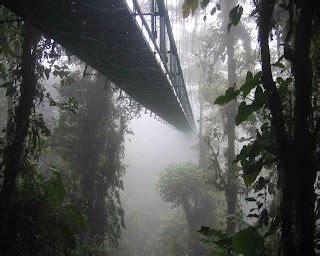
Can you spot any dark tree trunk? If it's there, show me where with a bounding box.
[292,1,317,254]
[258,0,319,254]
[78,78,110,245]
[258,1,294,254]
[0,23,40,256]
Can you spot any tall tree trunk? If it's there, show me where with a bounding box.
[0,23,40,256]
[258,0,318,254]
[79,78,110,246]
[258,1,294,254]
[223,0,238,235]
[292,1,317,254]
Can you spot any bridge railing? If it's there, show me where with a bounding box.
[125,0,195,130]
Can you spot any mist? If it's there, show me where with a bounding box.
[113,115,196,255]
[0,0,319,255]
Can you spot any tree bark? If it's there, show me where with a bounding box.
[292,1,317,254]
[223,0,238,235]
[259,0,318,254]
[258,1,295,254]
[79,78,110,246]
[0,23,40,256]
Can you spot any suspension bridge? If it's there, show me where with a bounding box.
[2,0,195,132]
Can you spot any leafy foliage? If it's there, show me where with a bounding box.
[51,74,139,253]
[227,5,243,33]
[15,168,85,255]
[199,225,265,256]
[157,163,217,254]
[158,163,213,208]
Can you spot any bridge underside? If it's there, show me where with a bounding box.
[2,0,194,131]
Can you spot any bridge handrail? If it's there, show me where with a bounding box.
[128,0,195,130]
[131,0,173,87]
[156,0,195,129]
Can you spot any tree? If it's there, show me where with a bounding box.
[191,0,253,235]
[0,15,84,254]
[0,7,137,255]
[52,73,139,254]
[0,23,40,255]
[157,163,218,255]
[183,0,320,255]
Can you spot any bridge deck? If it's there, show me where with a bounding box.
[3,0,195,132]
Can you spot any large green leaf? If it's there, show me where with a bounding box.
[191,0,198,14]
[214,87,239,105]
[229,5,243,25]
[235,102,255,125]
[182,0,199,18]
[182,2,191,18]
[228,5,243,33]
[254,177,269,192]
[242,158,264,187]
[240,71,262,97]
[232,227,264,255]
[235,85,266,125]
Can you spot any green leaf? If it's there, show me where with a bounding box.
[246,71,254,81]
[272,62,285,69]
[232,227,264,256]
[182,2,191,18]
[254,85,266,106]
[243,159,264,187]
[276,76,293,87]
[240,71,262,97]
[214,87,238,105]
[210,7,216,15]
[235,102,255,125]
[236,85,266,125]
[240,72,254,96]
[229,5,243,26]
[191,0,198,14]
[254,177,269,192]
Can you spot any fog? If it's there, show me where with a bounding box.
[124,114,197,201]
[0,0,317,255]
[114,114,197,255]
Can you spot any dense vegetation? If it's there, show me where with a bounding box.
[0,7,139,255]
[0,0,319,255]
[180,0,320,255]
